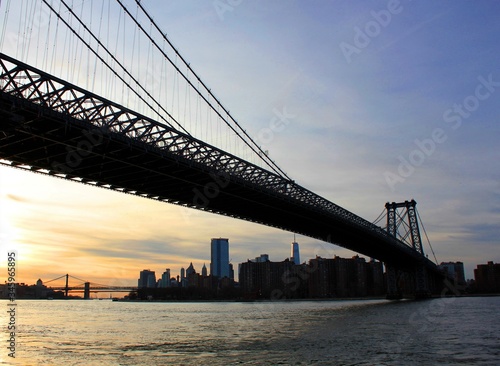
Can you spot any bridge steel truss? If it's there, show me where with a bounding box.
[49,284,137,299]
[0,53,439,274]
[385,200,431,298]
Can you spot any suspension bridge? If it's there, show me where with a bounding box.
[44,274,137,299]
[0,1,449,299]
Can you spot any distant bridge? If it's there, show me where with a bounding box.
[45,274,137,299]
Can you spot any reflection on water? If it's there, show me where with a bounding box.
[1,297,499,365]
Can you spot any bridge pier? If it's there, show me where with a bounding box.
[386,263,433,299]
[84,282,90,300]
[385,265,402,300]
[65,274,69,298]
[385,200,434,300]
[414,263,431,299]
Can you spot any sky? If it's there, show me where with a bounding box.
[0,0,499,288]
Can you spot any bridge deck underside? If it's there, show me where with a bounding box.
[0,92,429,269]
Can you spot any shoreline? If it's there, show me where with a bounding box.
[3,293,499,302]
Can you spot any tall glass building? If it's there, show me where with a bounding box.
[291,241,300,265]
[138,269,156,288]
[210,238,230,278]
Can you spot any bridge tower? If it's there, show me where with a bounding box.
[385,200,430,299]
[65,274,69,298]
[84,282,90,300]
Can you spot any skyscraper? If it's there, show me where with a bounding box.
[138,269,156,288]
[253,254,269,263]
[161,268,171,288]
[291,241,300,265]
[180,267,188,287]
[210,238,230,278]
[439,262,466,287]
[474,261,500,293]
[186,262,196,277]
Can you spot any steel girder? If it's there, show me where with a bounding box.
[0,53,437,270]
[49,286,137,291]
[385,200,424,255]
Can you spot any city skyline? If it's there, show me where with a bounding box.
[1,1,499,286]
[4,258,496,297]
[12,236,496,291]
[33,238,305,287]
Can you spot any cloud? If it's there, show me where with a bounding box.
[6,194,29,202]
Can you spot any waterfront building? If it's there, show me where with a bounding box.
[308,256,336,298]
[474,261,500,293]
[333,256,350,297]
[305,255,385,298]
[210,238,230,279]
[239,258,301,299]
[351,255,368,297]
[438,262,466,287]
[35,279,48,298]
[187,271,202,288]
[253,254,269,263]
[186,262,196,277]
[366,259,385,296]
[147,272,156,288]
[138,269,156,288]
[186,262,197,287]
[160,269,171,288]
[134,249,383,300]
[180,267,187,287]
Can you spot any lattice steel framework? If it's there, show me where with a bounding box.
[0,53,437,270]
[385,200,424,255]
[385,199,430,298]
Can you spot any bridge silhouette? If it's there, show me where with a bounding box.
[0,1,447,299]
[45,274,137,299]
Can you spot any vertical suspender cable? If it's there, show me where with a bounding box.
[0,0,12,52]
[130,0,291,180]
[416,209,438,264]
[42,0,190,136]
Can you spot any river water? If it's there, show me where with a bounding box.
[1,297,499,365]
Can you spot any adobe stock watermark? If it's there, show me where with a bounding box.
[51,129,104,174]
[257,107,295,146]
[340,0,406,64]
[213,0,243,21]
[192,170,231,209]
[6,251,17,359]
[384,73,500,191]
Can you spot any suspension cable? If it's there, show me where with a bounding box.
[372,208,386,226]
[88,280,118,287]
[41,0,191,136]
[69,274,89,284]
[131,0,292,180]
[44,274,68,283]
[0,0,12,51]
[416,208,438,264]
